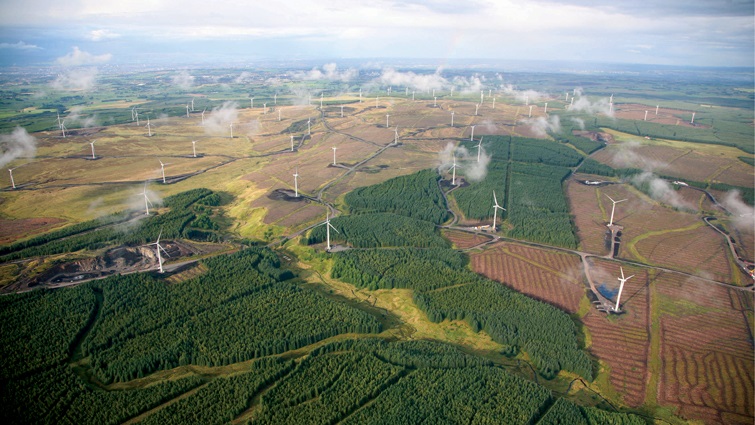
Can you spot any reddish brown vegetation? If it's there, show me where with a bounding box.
[0,217,66,244]
[470,242,585,313]
[441,229,491,249]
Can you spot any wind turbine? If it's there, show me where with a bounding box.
[278,108,281,121]
[470,125,475,141]
[614,267,634,312]
[192,140,198,158]
[528,105,533,118]
[655,105,659,115]
[605,194,627,227]
[140,183,153,215]
[475,104,480,116]
[492,97,496,109]
[158,160,169,183]
[290,134,295,151]
[293,167,299,197]
[201,109,206,125]
[644,110,648,121]
[340,105,344,118]
[186,104,190,118]
[543,102,548,115]
[229,123,234,139]
[386,114,390,128]
[492,191,505,230]
[450,156,458,185]
[89,140,96,159]
[476,137,483,163]
[190,98,195,111]
[250,97,254,108]
[263,103,267,114]
[451,111,455,127]
[317,211,339,251]
[8,168,15,189]
[690,112,695,124]
[60,120,67,138]
[394,126,399,145]
[434,96,437,107]
[135,109,140,125]
[332,146,337,165]
[145,118,152,137]
[307,118,311,135]
[144,229,169,273]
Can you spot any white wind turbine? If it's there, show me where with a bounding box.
[470,125,475,141]
[543,102,548,115]
[201,109,206,125]
[8,168,15,189]
[278,108,281,121]
[140,183,153,215]
[475,104,480,116]
[528,105,533,117]
[185,104,190,118]
[191,140,198,158]
[434,96,437,107]
[492,191,505,230]
[317,211,339,251]
[263,103,267,114]
[144,229,169,273]
[290,134,295,151]
[340,105,344,118]
[191,98,195,111]
[394,126,399,145]
[307,118,311,135]
[293,167,299,197]
[492,97,496,109]
[89,140,97,159]
[60,120,67,138]
[451,111,455,127]
[476,137,483,163]
[450,156,458,185]
[614,267,634,312]
[145,117,153,137]
[250,97,254,108]
[158,160,169,184]
[386,114,390,128]
[606,194,627,227]
[229,123,234,139]
[332,146,337,165]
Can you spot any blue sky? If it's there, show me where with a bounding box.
[0,0,752,67]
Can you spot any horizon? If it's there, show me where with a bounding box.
[0,0,753,69]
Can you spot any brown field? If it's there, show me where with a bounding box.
[614,104,698,127]
[634,225,733,282]
[470,241,585,313]
[591,135,753,187]
[582,258,651,407]
[655,272,754,424]
[0,217,66,244]
[566,178,612,255]
[441,229,491,249]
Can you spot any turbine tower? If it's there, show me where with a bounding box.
[307,118,311,135]
[290,135,295,151]
[470,125,475,141]
[317,211,339,251]
[450,156,458,185]
[250,97,254,108]
[394,126,399,145]
[386,114,390,128]
[144,230,169,273]
[201,109,206,125]
[340,105,344,118]
[690,112,695,124]
[89,140,96,159]
[614,267,634,312]
[293,167,299,197]
[229,123,234,139]
[332,146,337,165]
[475,104,479,116]
[476,137,483,163]
[644,110,648,121]
[274,93,277,105]
[492,97,496,109]
[146,118,152,137]
[606,194,627,227]
[8,168,15,189]
[140,183,153,215]
[492,190,505,230]
[263,103,267,114]
[434,96,437,107]
[528,105,533,117]
[451,111,455,127]
[655,105,659,115]
[186,104,190,118]
[60,120,67,138]
[159,160,169,184]
[192,140,197,158]
[543,102,548,115]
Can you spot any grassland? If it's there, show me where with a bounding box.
[0,66,752,425]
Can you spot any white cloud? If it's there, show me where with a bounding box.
[51,68,99,91]
[0,41,40,50]
[0,127,36,168]
[521,115,561,137]
[88,29,120,41]
[172,70,195,89]
[293,63,357,81]
[56,46,112,66]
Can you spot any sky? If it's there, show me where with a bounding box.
[0,0,752,68]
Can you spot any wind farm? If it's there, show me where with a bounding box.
[0,61,752,425]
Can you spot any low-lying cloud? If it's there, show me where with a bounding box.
[51,68,99,91]
[294,63,357,81]
[0,126,36,168]
[203,101,239,135]
[172,71,195,89]
[437,141,491,182]
[56,46,112,66]
[721,190,755,231]
[379,67,447,92]
[631,171,695,211]
[521,115,561,137]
